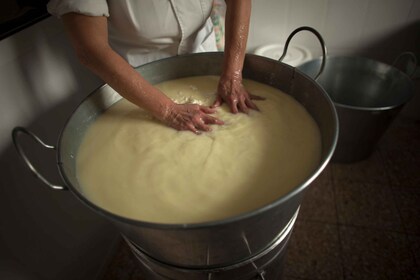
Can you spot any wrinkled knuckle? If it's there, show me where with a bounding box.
[192,115,201,123]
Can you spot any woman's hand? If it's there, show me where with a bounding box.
[213,75,264,114]
[162,103,224,134]
[217,0,263,114]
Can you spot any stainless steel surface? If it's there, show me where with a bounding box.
[13,52,338,267]
[129,233,288,280]
[12,127,67,190]
[279,26,327,80]
[298,55,414,162]
[125,209,297,279]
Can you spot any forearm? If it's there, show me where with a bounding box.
[215,1,261,113]
[62,13,223,133]
[62,13,173,120]
[78,45,173,120]
[223,0,251,79]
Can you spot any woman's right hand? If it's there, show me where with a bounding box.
[161,103,224,134]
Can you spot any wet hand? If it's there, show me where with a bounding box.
[212,76,264,114]
[164,103,224,134]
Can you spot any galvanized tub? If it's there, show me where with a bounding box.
[298,55,415,163]
[13,50,338,269]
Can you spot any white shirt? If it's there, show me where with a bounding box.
[47,0,217,67]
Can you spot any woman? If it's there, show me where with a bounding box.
[47,0,260,134]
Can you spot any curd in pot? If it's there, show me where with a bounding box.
[76,76,321,224]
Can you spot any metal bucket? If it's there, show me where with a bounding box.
[298,55,415,163]
[12,27,338,270]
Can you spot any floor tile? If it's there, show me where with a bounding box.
[331,150,390,185]
[102,240,140,280]
[378,117,420,152]
[299,166,337,224]
[383,149,420,189]
[334,181,403,231]
[393,189,420,235]
[284,221,343,280]
[339,226,418,280]
[407,235,420,271]
[129,266,147,280]
[282,276,308,280]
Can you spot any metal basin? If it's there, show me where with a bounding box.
[298,56,414,162]
[13,52,338,268]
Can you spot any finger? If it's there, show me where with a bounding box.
[200,106,217,114]
[203,114,224,125]
[186,122,200,135]
[238,97,249,114]
[195,119,212,132]
[192,115,213,132]
[211,96,223,108]
[249,93,265,100]
[245,98,260,111]
[229,98,239,114]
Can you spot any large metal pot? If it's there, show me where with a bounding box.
[12,30,338,269]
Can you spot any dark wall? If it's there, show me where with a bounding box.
[0,0,49,40]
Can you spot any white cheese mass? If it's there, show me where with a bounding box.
[76,76,321,224]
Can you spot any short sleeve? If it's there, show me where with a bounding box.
[47,0,110,18]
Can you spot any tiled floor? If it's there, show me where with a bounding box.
[101,116,420,280]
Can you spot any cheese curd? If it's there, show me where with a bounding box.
[76,76,321,224]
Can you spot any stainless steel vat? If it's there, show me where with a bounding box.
[126,208,298,280]
[12,28,338,270]
[12,51,338,268]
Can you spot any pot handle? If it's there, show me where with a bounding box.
[254,271,266,279]
[279,26,327,80]
[12,127,68,191]
[392,52,418,78]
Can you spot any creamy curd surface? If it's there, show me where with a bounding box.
[76,76,321,224]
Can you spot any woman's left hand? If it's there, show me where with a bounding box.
[212,75,264,114]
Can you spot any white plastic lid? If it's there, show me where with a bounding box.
[253,44,313,67]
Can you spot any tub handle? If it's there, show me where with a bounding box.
[255,271,266,279]
[12,127,67,191]
[392,52,418,78]
[279,26,327,80]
